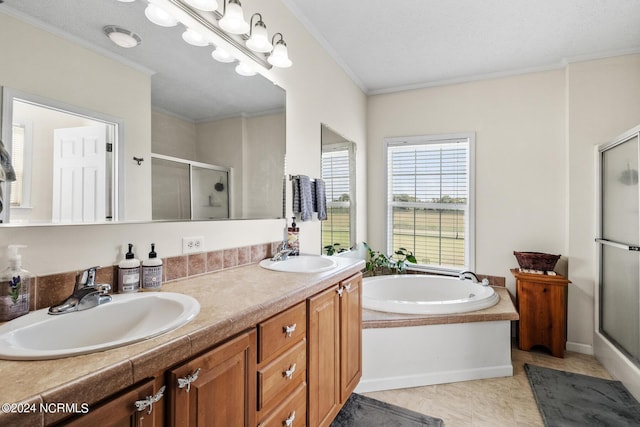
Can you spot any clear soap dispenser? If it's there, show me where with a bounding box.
[0,245,31,321]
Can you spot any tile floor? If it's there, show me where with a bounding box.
[364,343,612,426]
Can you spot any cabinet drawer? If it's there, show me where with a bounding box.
[258,338,307,411]
[258,301,306,362]
[257,382,307,427]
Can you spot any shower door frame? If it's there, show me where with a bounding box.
[594,123,640,400]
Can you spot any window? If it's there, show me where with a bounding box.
[321,141,355,251]
[386,133,474,273]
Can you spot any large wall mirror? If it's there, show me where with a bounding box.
[320,124,356,253]
[0,0,286,225]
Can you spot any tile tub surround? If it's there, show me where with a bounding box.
[31,242,278,311]
[0,256,365,427]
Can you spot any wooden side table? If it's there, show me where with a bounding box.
[511,269,571,358]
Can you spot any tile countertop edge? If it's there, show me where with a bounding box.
[0,257,365,425]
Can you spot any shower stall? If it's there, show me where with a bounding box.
[151,154,230,221]
[596,124,640,399]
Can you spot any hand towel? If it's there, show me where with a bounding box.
[292,175,314,221]
[315,178,327,221]
[0,139,16,182]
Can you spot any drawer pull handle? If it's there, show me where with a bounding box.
[283,363,297,380]
[284,323,297,337]
[135,385,165,415]
[285,410,296,426]
[177,368,201,393]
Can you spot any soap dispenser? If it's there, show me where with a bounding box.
[0,245,31,321]
[118,243,140,293]
[287,216,299,252]
[142,243,163,291]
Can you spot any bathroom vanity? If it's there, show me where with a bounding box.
[0,258,364,427]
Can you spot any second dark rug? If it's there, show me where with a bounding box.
[525,363,640,426]
[330,393,443,427]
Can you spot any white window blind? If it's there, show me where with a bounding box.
[386,134,474,271]
[321,148,351,250]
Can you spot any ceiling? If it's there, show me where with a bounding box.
[282,0,640,95]
[1,0,284,122]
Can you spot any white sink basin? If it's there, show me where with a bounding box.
[259,255,338,273]
[0,292,200,360]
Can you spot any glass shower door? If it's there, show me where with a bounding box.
[599,132,640,362]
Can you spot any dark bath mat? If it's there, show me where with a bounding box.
[330,393,444,427]
[525,363,640,427]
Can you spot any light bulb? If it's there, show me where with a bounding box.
[246,20,272,53]
[219,0,249,34]
[235,62,256,76]
[211,47,235,63]
[182,28,209,46]
[268,40,292,68]
[145,3,178,27]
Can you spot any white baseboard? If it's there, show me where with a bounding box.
[566,341,594,355]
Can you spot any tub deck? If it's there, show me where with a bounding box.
[362,287,519,328]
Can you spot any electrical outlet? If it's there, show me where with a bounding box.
[182,236,204,254]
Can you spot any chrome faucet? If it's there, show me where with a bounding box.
[458,270,490,286]
[48,266,112,315]
[271,241,299,261]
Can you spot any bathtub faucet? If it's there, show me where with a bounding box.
[458,271,490,286]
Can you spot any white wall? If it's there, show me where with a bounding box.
[367,69,567,290]
[0,0,368,275]
[566,54,640,351]
[367,54,640,352]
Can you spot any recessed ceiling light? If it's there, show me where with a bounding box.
[103,25,142,48]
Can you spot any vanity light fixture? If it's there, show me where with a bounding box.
[246,13,273,53]
[183,0,218,12]
[182,28,209,46]
[235,61,256,76]
[211,46,235,63]
[103,25,142,48]
[219,0,249,35]
[145,1,178,27]
[267,33,292,68]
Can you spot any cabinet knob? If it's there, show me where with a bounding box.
[344,283,352,291]
[177,368,201,393]
[336,288,344,297]
[284,323,297,337]
[134,385,165,415]
[284,410,296,426]
[283,363,297,380]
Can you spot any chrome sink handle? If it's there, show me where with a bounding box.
[178,368,201,393]
[135,385,165,415]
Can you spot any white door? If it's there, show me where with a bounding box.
[52,125,107,223]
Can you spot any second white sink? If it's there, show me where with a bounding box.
[0,292,200,360]
[259,255,338,273]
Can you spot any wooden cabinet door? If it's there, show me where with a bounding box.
[307,285,341,427]
[61,378,162,427]
[167,331,256,427]
[340,273,362,403]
